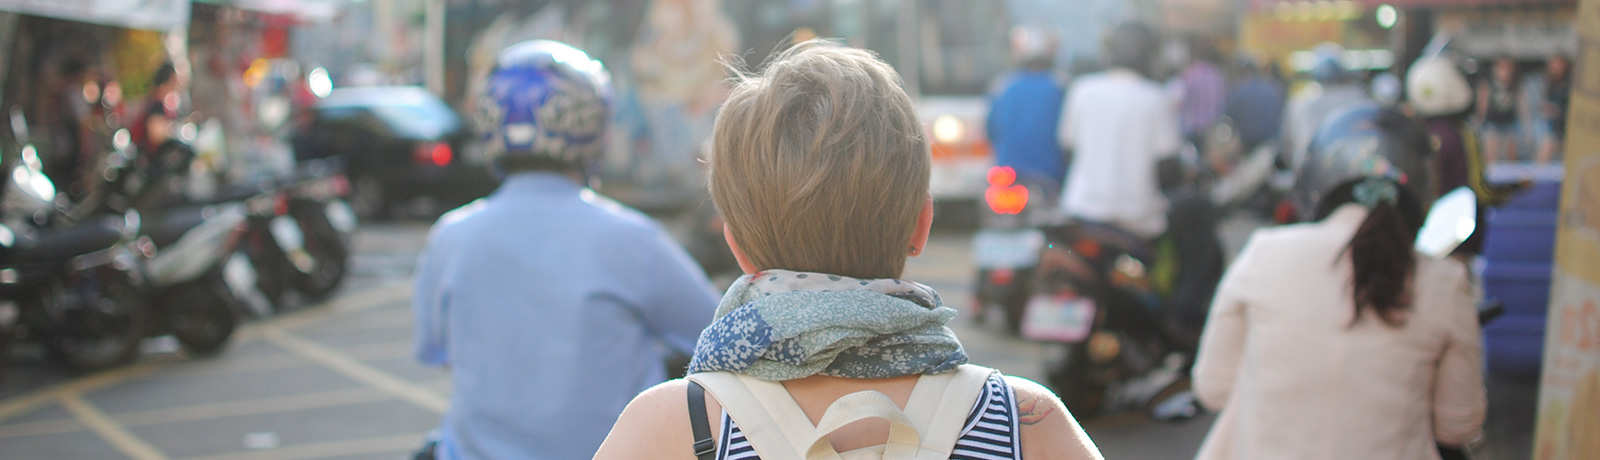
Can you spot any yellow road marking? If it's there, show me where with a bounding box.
[178,433,422,460]
[59,393,169,460]
[0,282,412,425]
[0,362,162,423]
[262,326,447,414]
[0,388,391,441]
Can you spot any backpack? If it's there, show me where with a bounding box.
[685,364,994,460]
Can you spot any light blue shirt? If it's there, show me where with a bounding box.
[413,172,719,460]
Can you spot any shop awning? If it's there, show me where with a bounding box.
[0,0,190,30]
[196,0,341,23]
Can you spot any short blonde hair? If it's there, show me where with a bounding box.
[710,41,930,279]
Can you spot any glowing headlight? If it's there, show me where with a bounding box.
[933,115,965,145]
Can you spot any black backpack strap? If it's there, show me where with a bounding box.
[687,380,717,460]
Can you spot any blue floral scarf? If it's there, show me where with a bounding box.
[687,269,968,381]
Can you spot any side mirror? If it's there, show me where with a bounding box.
[1149,390,1205,423]
[1416,187,1478,258]
[8,106,27,145]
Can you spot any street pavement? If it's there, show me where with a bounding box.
[0,215,1536,459]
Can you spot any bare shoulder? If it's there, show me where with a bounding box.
[1004,376,1105,460]
[593,379,701,460]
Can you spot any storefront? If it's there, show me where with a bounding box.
[0,1,189,195]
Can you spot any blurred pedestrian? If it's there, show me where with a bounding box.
[986,26,1067,188]
[1179,41,1227,144]
[131,63,179,154]
[595,39,1102,460]
[1192,111,1486,458]
[1224,54,1285,153]
[1476,57,1519,164]
[49,58,91,193]
[410,40,719,460]
[1538,55,1570,165]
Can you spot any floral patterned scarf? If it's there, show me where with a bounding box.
[687,269,968,381]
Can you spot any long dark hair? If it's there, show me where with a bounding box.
[1314,178,1426,327]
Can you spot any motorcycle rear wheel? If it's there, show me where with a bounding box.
[41,275,151,372]
[167,278,239,356]
[291,208,349,300]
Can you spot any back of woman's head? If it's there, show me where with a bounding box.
[709,40,930,280]
[1315,177,1426,326]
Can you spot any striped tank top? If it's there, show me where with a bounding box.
[713,372,1022,460]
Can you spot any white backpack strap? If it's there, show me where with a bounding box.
[900,365,994,457]
[804,391,922,460]
[687,366,995,460]
[686,372,813,460]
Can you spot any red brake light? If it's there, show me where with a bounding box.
[987,166,1016,187]
[415,142,453,166]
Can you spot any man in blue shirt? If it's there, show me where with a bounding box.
[1224,55,1285,152]
[986,26,1067,188]
[412,40,719,460]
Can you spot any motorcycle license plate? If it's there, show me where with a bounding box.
[269,216,306,251]
[326,200,358,234]
[1021,293,1096,343]
[973,229,1044,268]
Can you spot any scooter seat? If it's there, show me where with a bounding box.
[1052,221,1153,262]
[11,214,126,264]
[189,183,273,206]
[144,206,211,250]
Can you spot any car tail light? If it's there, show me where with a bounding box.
[985,166,1028,215]
[415,142,453,167]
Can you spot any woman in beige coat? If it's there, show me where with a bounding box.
[1192,177,1487,460]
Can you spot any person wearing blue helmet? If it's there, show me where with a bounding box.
[1281,43,1373,179]
[411,40,719,460]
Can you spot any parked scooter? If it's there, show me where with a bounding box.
[971,166,1055,333]
[280,158,355,300]
[0,109,152,371]
[74,136,250,354]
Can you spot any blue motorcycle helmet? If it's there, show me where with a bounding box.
[479,40,612,173]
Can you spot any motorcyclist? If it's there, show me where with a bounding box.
[1405,53,1519,256]
[1281,43,1372,178]
[1055,21,1181,240]
[987,25,1067,189]
[1056,21,1219,337]
[1194,103,1485,460]
[410,40,719,460]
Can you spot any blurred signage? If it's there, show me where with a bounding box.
[0,0,189,30]
[1438,8,1578,58]
[1533,0,1600,458]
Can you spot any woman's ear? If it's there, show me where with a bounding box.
[909,195,934,256]
[724,223,761,274]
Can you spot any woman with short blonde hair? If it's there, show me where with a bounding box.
[594,41,1101,460]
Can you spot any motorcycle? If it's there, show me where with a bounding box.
[1025,148,1226,417]
[971,166,1054,334]
[0,109,152,371]
[280,158,355,300]
[73,136,250,355]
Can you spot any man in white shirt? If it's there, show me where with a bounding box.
[1057,22,1183,239]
